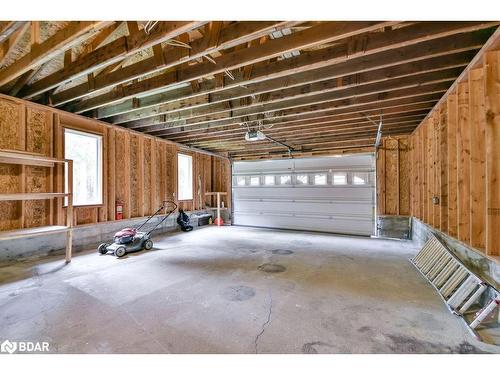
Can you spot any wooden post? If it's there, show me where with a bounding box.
[447,91,458,237]
[65,159,73,263]
[457,82,471,244]
[216,192,221,226]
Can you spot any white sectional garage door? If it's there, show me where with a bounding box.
[232,154,376,236]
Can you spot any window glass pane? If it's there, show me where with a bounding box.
[280,175,291,185]
[250,176,260,186]
[236,176,246,186]
[264,175,275,185]
[296,174,308,185]
[178,154,193,200]
[314,174,327,185]
[64,129,102,205]
[353,172,367,185]
[333,172,347,185]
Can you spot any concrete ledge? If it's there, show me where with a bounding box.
[0,209,217,262]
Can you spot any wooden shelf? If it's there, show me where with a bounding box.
[0,148,74,262]
[0,149,68,167]
[205,192,228,196]
[0,192,70,201]
[0,225,70,240]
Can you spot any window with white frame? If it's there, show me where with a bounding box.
[295,174,308,185]
[264,175,275,185]
[178,153,193,200]
[314,173,327,185]
[250,176,260,186]
[64,128,103,206]
[353,172,368,185]
[280,175,291,185]
[333,172,347,185]
[236,176,246,186]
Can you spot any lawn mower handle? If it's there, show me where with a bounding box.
[135,200,178,233]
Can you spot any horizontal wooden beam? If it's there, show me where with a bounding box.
[188,120,423,149]
[0,21,111,87]
[165,95,441,140]
[66,21,396,112]
[88,21,495,118]
[177,112,429,145]
[21,21,206,99]
[0,21,28,44]
[115,55,468,129]
[152,89,446,139]
[142,70,457,136]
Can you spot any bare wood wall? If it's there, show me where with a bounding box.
[376,136,412,216]
[0,94,231,231]
[409,50,500,257]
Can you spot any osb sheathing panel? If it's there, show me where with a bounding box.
[26,106,52,156]
[76,207,97,225]
[0,98,24,151]
[24,166,50,228]
[0,163,22,230]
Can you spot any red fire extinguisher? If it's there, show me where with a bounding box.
[116,200,124,220]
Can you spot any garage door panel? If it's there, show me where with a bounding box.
[233,214,373,236]
[232,154,375,236]
[233,200,373,216]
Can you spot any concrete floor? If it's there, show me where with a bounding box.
[0,226,499,354]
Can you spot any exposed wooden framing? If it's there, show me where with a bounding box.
[0,21,28,44]
[177,112,428,145]
[51,21,296,106]
[80,21,496,118]
[484,51,500,256]
[67,22,397,112]
[0,92,230,235]
[151,81,451,138]
[21,21,205,99]
[167,95,440,140]
[0,22,30,67]
[112,53,472,127]
[0,22,111,87]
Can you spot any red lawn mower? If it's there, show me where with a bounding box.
[98,200,177,257]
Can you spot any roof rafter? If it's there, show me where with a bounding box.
[0,21,113,87]
[20,21,206,98]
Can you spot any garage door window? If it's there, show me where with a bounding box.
[295,174,308,185]
[64,128,103,206]
[314,173,327,185]
[333,172,347,185]
[236,176,246,186]
[178,153,193,200]
[264,175,275,185]
[250,176,260,186]
[353,172,368,185]
[280,175,291,185]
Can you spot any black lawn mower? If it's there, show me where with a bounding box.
[98,200,177,257]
